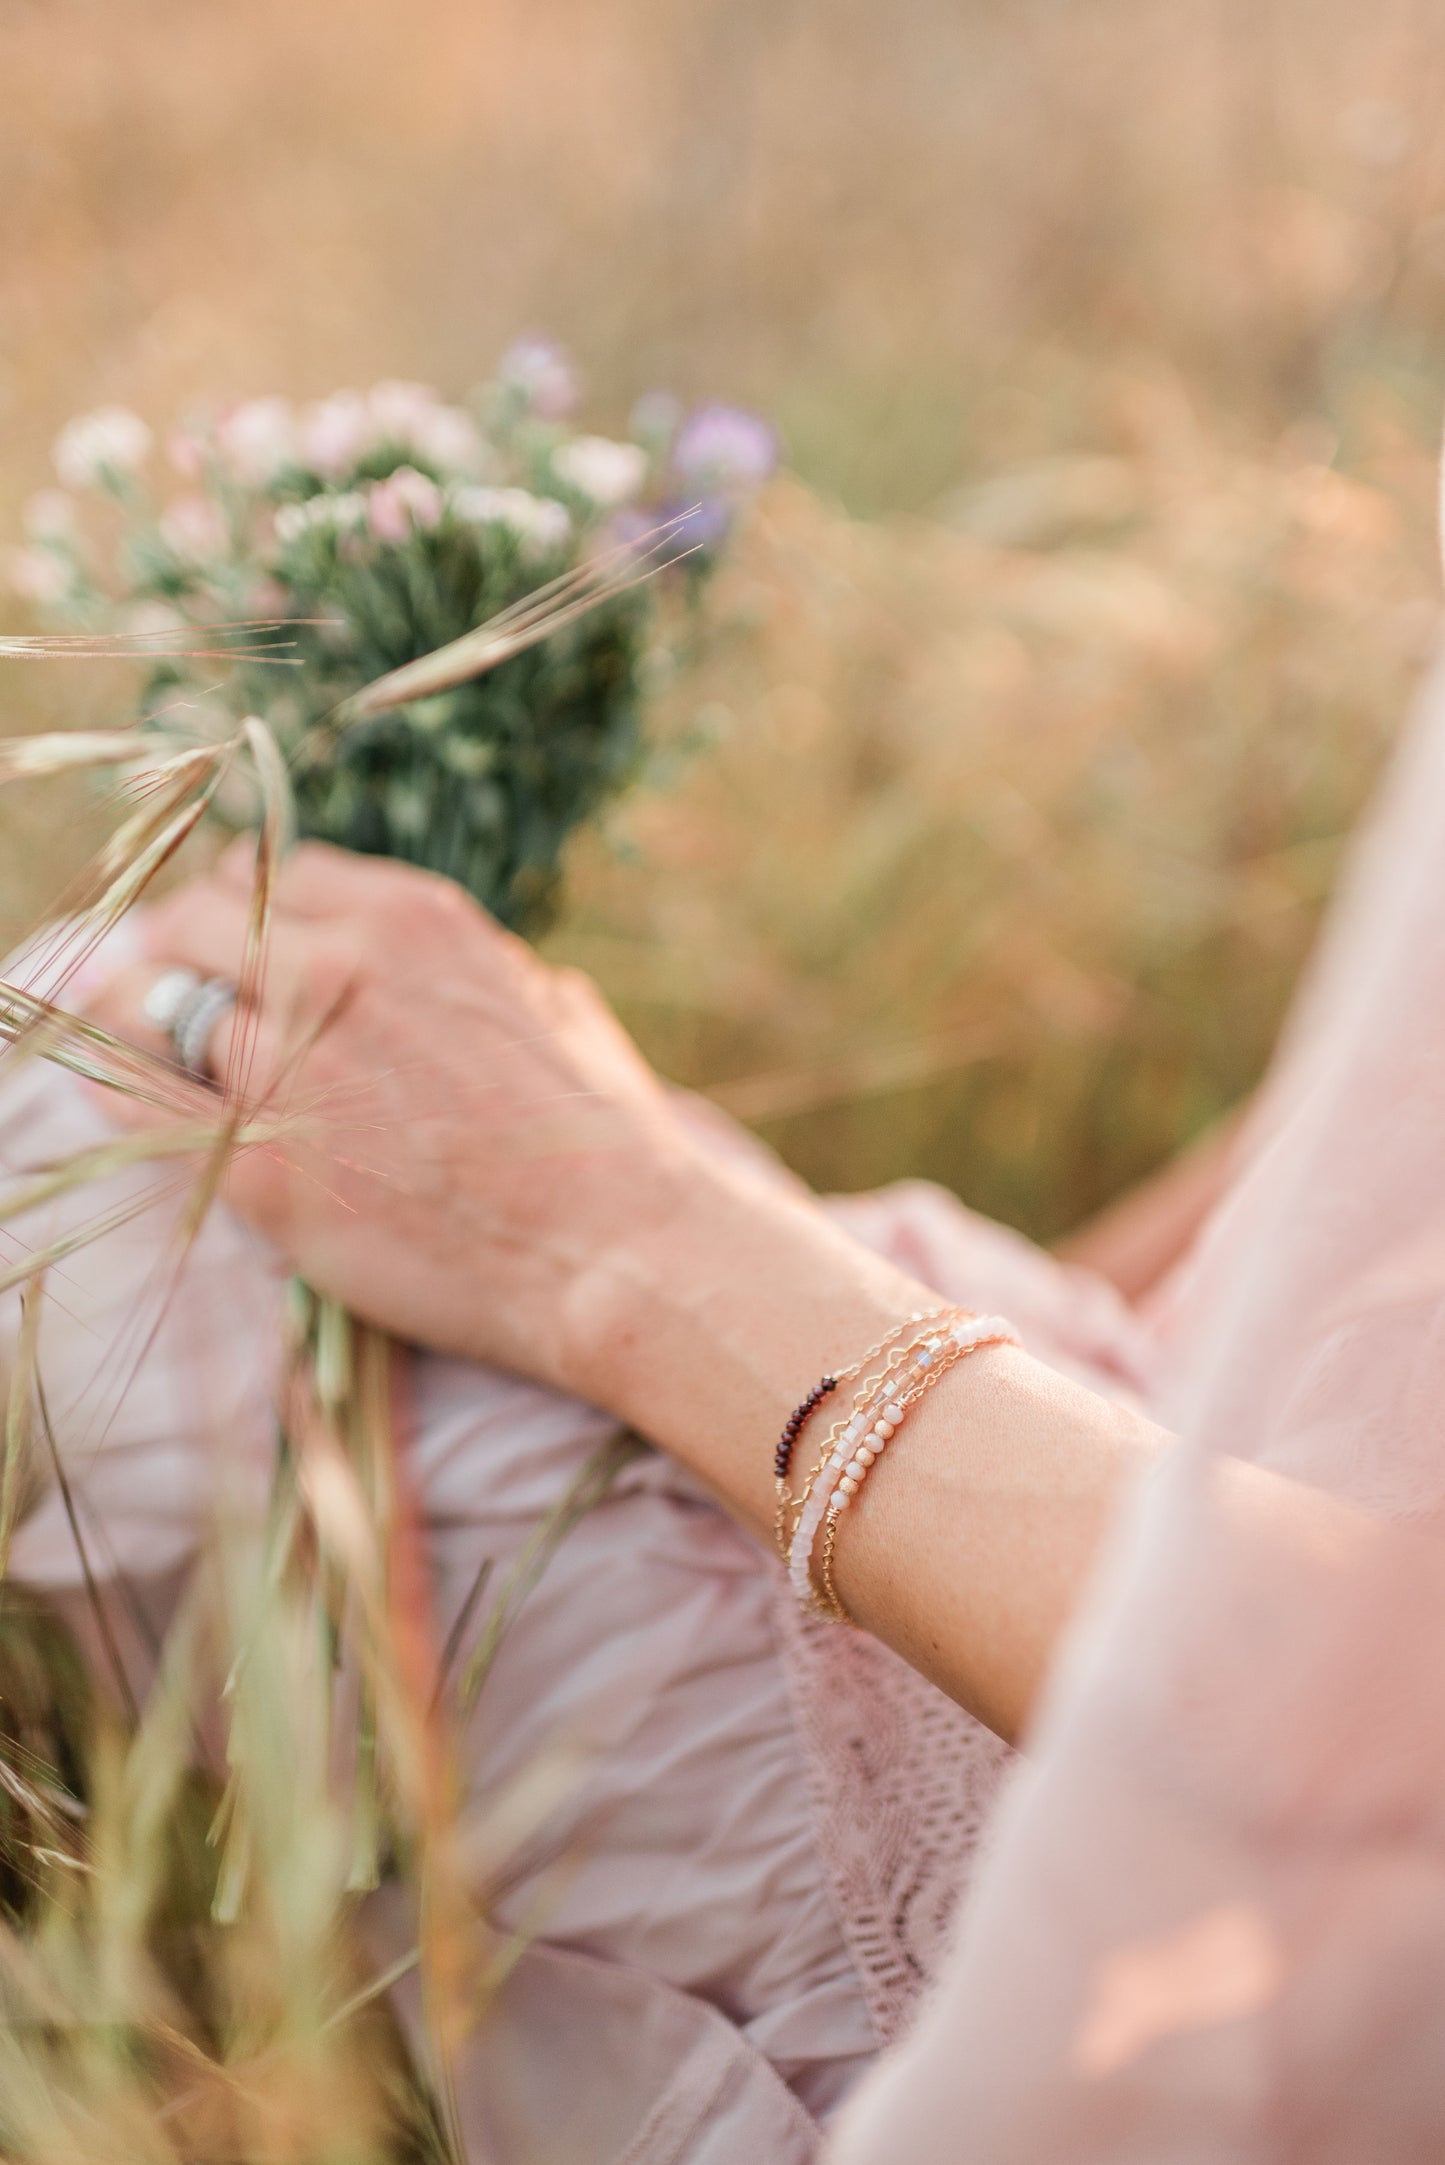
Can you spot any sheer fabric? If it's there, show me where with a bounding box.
[830,649,1445,2162]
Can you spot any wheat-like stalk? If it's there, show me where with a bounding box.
[335,510,700,723]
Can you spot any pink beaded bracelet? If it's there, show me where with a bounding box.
[784,1309,974,1605]
[773,1310,952,1561]
[787,1311,1021,1620]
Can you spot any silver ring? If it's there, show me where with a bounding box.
[142,967,238,1080]
[141,966,202,1036]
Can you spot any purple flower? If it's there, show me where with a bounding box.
[672,403,778,490]
[497,336,581,422]
[610,496,733,564]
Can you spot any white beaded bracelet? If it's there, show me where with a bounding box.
[787,1311,1021,1619]
[783,1313,953,1602]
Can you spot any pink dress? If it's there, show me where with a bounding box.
[0,932,1152,2162]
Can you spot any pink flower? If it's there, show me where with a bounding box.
[160,494,228,561]
[366,488,409,545]
[167,418,211,480]
[245,576,290,620]
[497,337,580,421]
[53,406,152,489]
[366,466,442,543]
[299,391,370,480]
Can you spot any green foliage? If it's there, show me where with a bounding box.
[149,506,648,930]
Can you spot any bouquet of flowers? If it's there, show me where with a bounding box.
[11,339,776,929]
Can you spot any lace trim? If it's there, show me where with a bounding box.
[776,1584,1013,2046]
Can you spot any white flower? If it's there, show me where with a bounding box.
[53,406,152,489]
[367,380,440,444]
[273,502,311,546]
[274,492,368,545]
[366,466,443,543]
[215,398,296,488]
[160,494,228,560]
[6,547,72,603]
[451,485,571,555]
[299,391,370,479]
[274,497,324,544]
[125,600,187,639]
[551,435,648,508]
[23,490,76,540]
[362,382,485,475]
[406,402,485,476]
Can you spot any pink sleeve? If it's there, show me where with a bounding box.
[830,650,1445,2164]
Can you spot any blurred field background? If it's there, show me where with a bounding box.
[3,0,1445,1239]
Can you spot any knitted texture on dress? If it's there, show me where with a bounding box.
[775,1585,1013,2045]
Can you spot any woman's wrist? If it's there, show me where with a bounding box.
[560,1143,1164,1740]
[560,1147,934,1537]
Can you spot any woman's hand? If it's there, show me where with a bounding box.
[90,840,711,1389]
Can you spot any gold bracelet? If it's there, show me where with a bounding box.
[805,1314,1022,1622]
[772,1309,952,1561]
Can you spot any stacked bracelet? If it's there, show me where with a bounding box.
[785,1310,1021,1621]
[780,1309,963,1589]
[773,1310,953,1560]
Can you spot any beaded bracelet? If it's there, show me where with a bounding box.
[783,1309,970,1601]
[774,1374,840,1486]
[773,1309,953,1560]
[788,1311,1021,1619]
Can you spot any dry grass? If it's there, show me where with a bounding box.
[3,0,1444,1233]
[562,419,1437,1235]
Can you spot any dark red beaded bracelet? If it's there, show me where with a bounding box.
[773,1373,840,1481]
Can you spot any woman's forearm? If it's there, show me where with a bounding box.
[566,1159,1165,1744]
